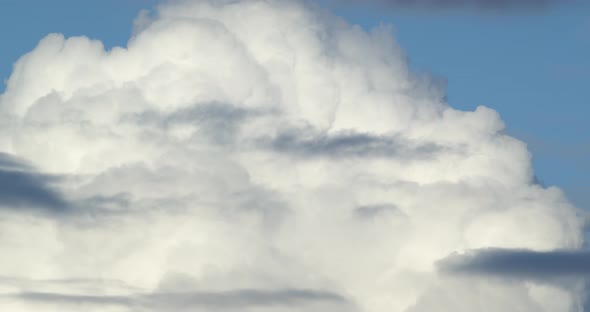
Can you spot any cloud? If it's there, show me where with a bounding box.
[0,276,350,310]
[325,0,574,12]
[147,288,347,309]
[0,152,32,171]
[263,128,443,159]
[0,275,143,291]
[1,288,348,311]
[0,153,68,213]
[438,248,590,279]
[123,102,261,145]
[9,292,132,307]
[353,203,404,219]
[0,0,585,311]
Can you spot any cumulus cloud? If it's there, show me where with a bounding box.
[0,0,585,311]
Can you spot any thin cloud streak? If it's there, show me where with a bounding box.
[324,0,575,12]
[1,288,348,309]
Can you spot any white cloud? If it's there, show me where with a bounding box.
[0,0,584,311]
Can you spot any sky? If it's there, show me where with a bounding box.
[0,0,589,311]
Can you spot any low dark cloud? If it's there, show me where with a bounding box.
[437,248,590,279]
[2,288,347,309]
[326,0,575,12]
[0,153,68,213]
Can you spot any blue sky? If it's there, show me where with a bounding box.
[0,0,588,208]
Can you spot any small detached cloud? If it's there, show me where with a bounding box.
[437,248,590,279]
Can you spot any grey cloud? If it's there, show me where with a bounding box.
[162,103,253,125]
[2,288,347,309]
[0,152,33,171]
[12,292,133,306]
[147,289,347,308]
[265,129,441,159]
[123,102,268,145]
[354,204,405,219]
[0,153,68,213]
[0,276,143,292]
[325,0,575,12]
[223,189,291,230]
[437,248,590,279]
[77,193,133,211]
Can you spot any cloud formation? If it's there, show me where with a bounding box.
[0,0,585,311]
